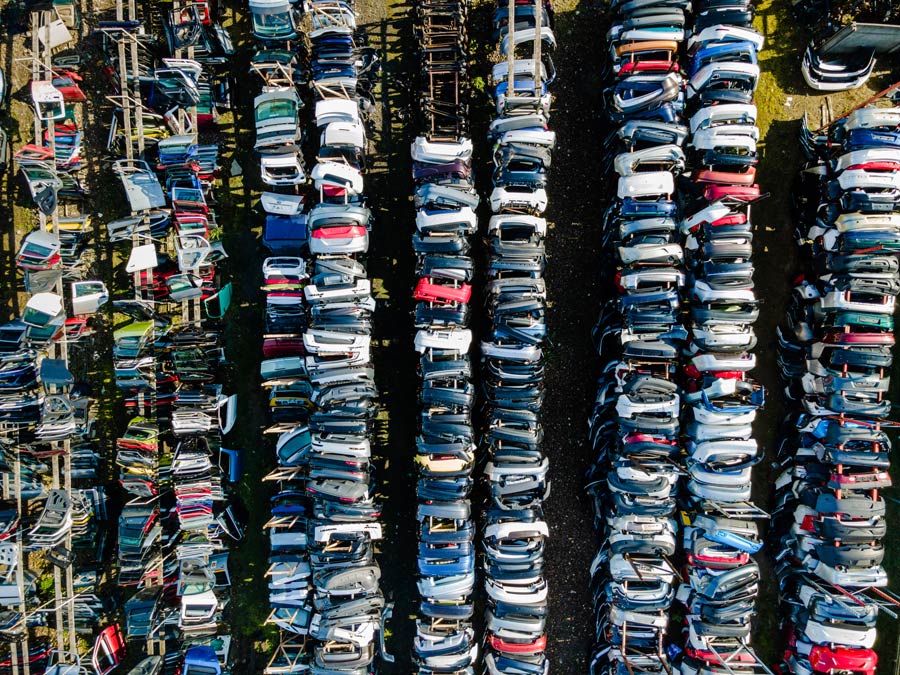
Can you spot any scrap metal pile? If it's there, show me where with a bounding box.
[588,2,769,675]
[773,105,900,675]
[1,0,239,672]
[677,12,767,675]
[2,0,900,673]
[792,0,900,92]
[100,0,239,671]
[248,0,386,670]
[1,6,110,673]
[409,1,558,671]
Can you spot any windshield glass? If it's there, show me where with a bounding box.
[251,10,293,36]
[256,98,296,122]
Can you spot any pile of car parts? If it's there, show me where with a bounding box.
[252,1,387,672]
[588,2,690,671]
[409,0,479,671]
[679,11,768,675]
[588,2,769,674]
[801,41,874,93]
[774,105,900,675]
[799,20,900,93]
[791,0,900,92]
[480,1,556,673]
[98,0,240,668]
[0,5,115,671]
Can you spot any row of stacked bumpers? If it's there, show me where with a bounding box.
[772,106,900,675]
[588,2,688,668]
[589,2,768,675]
[677,7,766,675]
[252,2,386,673]
[480,3,556,674]
[98,2,240,671]
[409,0,479,671]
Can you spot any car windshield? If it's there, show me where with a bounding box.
[256,98,295,122]
[168,277,196,293]
[184,603,216,617]
[251,11,293,37]
[181,579,214,594]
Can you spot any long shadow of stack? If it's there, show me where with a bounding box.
[537,0,608,669]
[361,3,417,671]
[216,2,273,671]
[752,114,804,666]
[0,0,27,321]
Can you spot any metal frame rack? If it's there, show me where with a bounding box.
[3,4,106,674]
[98,0,239,669]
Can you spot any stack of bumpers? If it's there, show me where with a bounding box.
[480,3,556,674]
[410,1,479,672]
[255,2,385,672]
[252,10,315,664]
[588,1,689,674]
[773,106,900,675]
[592,3,772,674]
[678,12,768,675]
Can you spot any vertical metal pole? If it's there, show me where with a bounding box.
[14,457,29,675]
[532,0,541,97]
[128,0,144,154]
[39,7,69,654]
[114,15,133,162]
[506,0,515,97]
[30,18,40,140]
